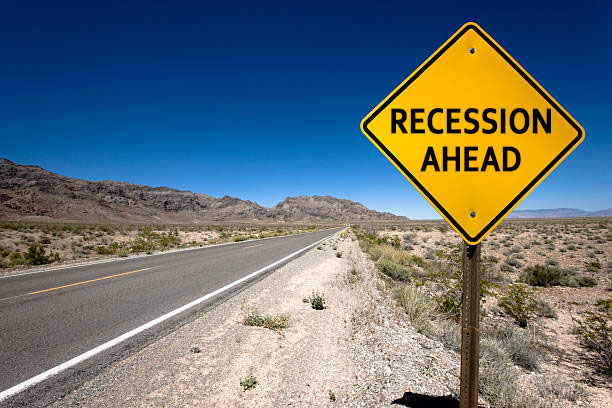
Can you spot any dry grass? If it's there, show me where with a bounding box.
[354,218,612,407]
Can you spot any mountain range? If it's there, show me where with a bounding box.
[0,159,406,224]
[1,159,609,224]
[509,208,612,218]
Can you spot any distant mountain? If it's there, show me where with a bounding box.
[274,195,403,222]
[510,208,612,218]
[0,159,406,223]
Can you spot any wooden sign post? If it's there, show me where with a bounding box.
[360,22,584,408]
[460,243,481,408]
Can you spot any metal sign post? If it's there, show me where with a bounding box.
[460,242,481,408]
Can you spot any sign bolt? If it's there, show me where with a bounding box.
[470,211,476,218]
[469,47,476,54]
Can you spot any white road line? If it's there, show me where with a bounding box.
[0,227,340,280]
[0,228,344,402]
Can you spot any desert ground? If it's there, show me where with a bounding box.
[0,222,328,275]
[3,219,610,407]
[368,217,611,406]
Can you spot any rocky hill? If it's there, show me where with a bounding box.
[274,195,402,222]
[0,159,406,223]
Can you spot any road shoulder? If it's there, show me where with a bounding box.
[50,232,357,407]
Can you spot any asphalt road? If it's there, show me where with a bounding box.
[0,227,342,402]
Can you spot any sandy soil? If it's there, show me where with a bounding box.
[378,219,612,406]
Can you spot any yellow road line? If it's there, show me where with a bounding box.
[25,267,154,296]
[243,243,264,249]
[0,267,157,302]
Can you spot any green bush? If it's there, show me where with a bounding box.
[392,285,438,335]
[8,252,26,267]
[585,261,601,272]
[499,284,536,328]
[96,245,116,255]
[375,258,413,281]
[573,299,612,374]
[241,306,290,333]
[521,264,597,288]
[304,290,326,310]
[576,275,598,287]
[240,374,257,391]
[24,245,53,265]
[521,265,562,287]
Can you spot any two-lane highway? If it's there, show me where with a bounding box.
[0,227,343,403]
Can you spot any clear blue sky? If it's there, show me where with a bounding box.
[1,0,610,218]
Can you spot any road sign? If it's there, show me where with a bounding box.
[361,22,584,244]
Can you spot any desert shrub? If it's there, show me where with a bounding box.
[483,323,541,371]
[534,375,587,407]
[521,265,562,287]
[375,258,413,281]
[434,319,461,353]
[328,390,336,402]
[436,286,463,321]
[482,262,504,282]
[479,337,541,408]
[241,306,289,333]
[505,257,523,268]
[368,244,410,264]
[8,252,26,267]
[240,374,257,391]
[160,233,180,247]
[96,245,116,255]
[410,255,424,267]
[499,284,536,327]
[335,251,342,258]
[576,275,597,287]
[521,265,597,288]
[421,246,495,321]
[24,245,53,265]
[233,236,248,242]
[304,290,326,310]
[545,258,559,266]
[573,298,612,374]
[585,261,601,272]
[392,285,438,335]
[535,299,558,319]
[129,238,155,253]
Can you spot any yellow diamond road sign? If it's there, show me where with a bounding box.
[361,22,584,244]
